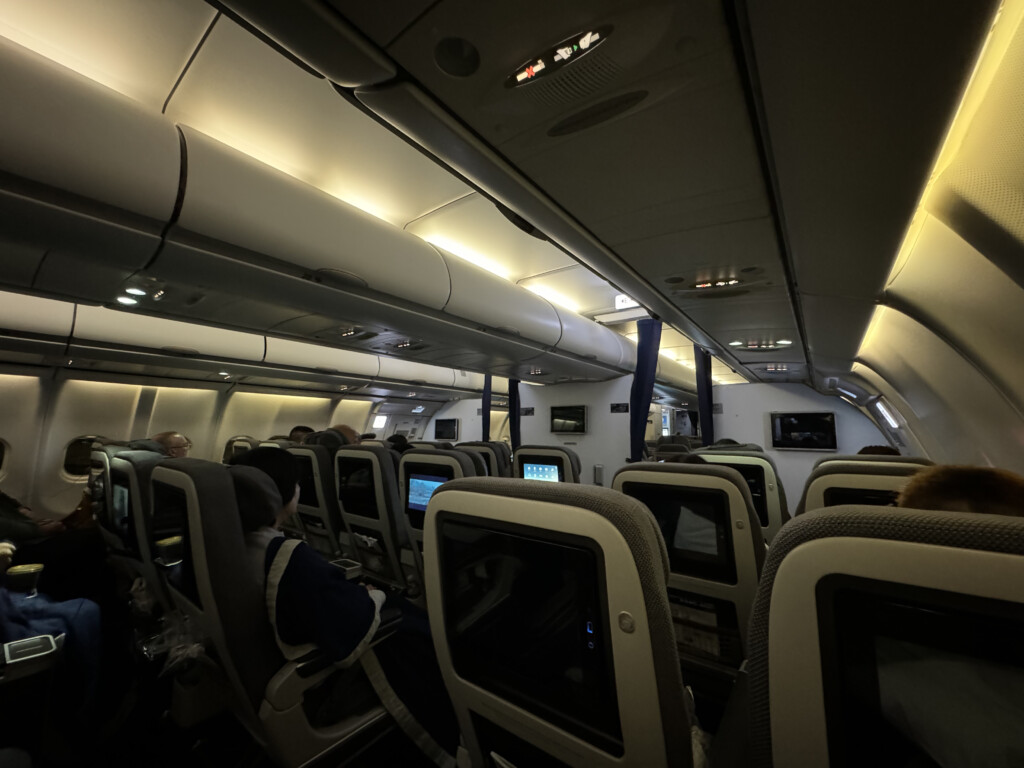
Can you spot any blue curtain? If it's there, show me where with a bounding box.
[629,318,662,461]
[694,345,715,446]
[481,374,492,441]
[508,378,521,450]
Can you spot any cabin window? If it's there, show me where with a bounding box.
[372,415,388,430]
[63,436,100,477]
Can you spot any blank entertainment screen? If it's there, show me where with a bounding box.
[771,411,837,451]
[336,457,377,518]
[523,462,561,483]
[293,454,321,508]
[440,516,623,756]
[434,418,459,441]
[621,482,736,584]
[551,405,587,434]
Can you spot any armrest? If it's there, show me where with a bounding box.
[1,634,63,684]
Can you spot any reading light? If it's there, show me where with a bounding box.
[396,340,412,349]
[116,296,138,306]
[729,340,743,346]
[339,328,357,337]
[339,385,349,392]
[777,339,793,345]
[875,400,900,429]
[125,287,147,296]
[219,371,230,377]
[407,392,417,397]
[152,290,165,300]
[529,368,544,375]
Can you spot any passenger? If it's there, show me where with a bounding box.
[230,448,458,764]
[897,465,1024,517]
[666,453,707,464]
[288,425,314,443]
[713,438,740,446]
[359,433,377,441]
[858,444,901,456]
[150,431,191,458]
[386,434,412,453]
[330,424,362,445]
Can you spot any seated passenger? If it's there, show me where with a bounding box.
[230,448,458,764]
[288,425,314,443]
[385,434,412,453]
[857,444,901,456]
[330,424,362,445]
[150,431,191,458]
[897,465,1024,517]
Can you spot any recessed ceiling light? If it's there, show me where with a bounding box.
[339,385,349,391]
[407,392,417,397]
[729,340,743,347]
[116,296,138,306]
[125,287,147,296]
[218,371,230,377]
[529,368,544,375]
[777,339,793,345]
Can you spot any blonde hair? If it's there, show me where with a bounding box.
[898,465,1024,518]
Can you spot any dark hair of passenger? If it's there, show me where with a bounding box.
[666,453,707,464]
[288,425,314,443]
[897,465,1024,518]
[228,447,300,514]
[857,444,901,456]
[386,434,411,453]
[714,438,740,446]
[360,433,377,440]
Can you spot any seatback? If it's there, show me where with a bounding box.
[409,440,455,450]
[695,450,790,544]
[453,446,489,476]
[89,442,133,550]
[796,461,924,515]
[286,445,351,559]
[746,505,1024,768]
[424,477,694,767]
[108,449,168,604]
[651,444,691,462]
[613,463,765,671]
[513,445,582,484]
[456,441,513,478]
[259,439,297,449]
[398,449,481,584]
[703,442,764,452]
[222,435,261,463]
[334,445,408,589]
[812,453,934,471]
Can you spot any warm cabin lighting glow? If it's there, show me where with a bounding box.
[420,235,511,279]
[525,284,580,313]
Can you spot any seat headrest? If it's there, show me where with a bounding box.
[302,428,350,451]
[229,465,283,532]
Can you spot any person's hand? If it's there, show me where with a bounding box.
[36,520,65,537]
[0,542,14,572]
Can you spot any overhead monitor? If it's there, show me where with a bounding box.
[621,482,736,584]
[551,405,587,434]
[435,418,459,441]
[771,411,837,451]
[336,456,377,519]
[439,514,623,756]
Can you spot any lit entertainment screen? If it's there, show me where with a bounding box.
[434,418,459,441]
[408,474,447,512]
[771,412,837,451]
[551,405,587,434]
[405,464,454,530]
[621,482,736,584]
[523,462,561,483]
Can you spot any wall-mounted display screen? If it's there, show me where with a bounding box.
[771,411,837,451]
[435,418,459,441]
[551,405,587,434]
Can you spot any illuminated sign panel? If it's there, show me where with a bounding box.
[507,27,612,88]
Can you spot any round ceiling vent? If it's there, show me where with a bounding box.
[435,37,481,77]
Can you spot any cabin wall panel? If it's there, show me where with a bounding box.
[145,387,221,461]
[329,399,374,435]
[711,383,889,503]
[0,374,47,505]
[518,376,634,486]
[215,391,335,456]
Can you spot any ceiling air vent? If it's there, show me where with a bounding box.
[548,90,648,137]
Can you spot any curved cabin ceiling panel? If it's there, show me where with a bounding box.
[165,17,470,227]
[517,266,619,317]
[405,192,575,281]
[857,308,1024,473]
[175,126,451,310]
[73,306,266,362]
[885,214,1024,411]
[0,0,215,109]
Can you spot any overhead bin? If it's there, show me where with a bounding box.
[553,306,636,370]
[438,249,562,347]
[377,358,456,388]
[0,37,181,301]
[172,127,451,310]
[263,337,380,378]
[0,291,76,339]
[72,306,265,362]
[656,357,698,392]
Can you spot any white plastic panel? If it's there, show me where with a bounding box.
[73,306,265,361]
[553,306,633,369]
[165,18,468,227]
[330,399,374,432]
[0,291,75,337]
[264,337,380,378]
[0,36,181,220]
[440,251,562,346]
[655,356,698,391]
[176,127,451,310]
[377,358,456,388]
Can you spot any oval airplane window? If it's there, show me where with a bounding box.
[63,435,101,477]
